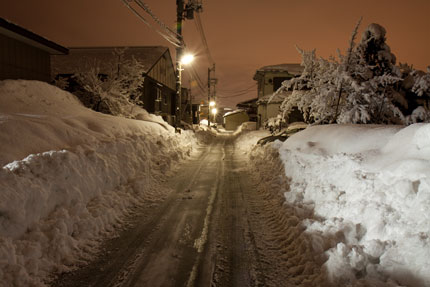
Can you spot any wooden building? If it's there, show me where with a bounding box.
[0,17,68,82]
[51,46,177,124]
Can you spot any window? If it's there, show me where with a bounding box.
[163,92,168,105]
[273,77,290,92]
[156,87,162,102]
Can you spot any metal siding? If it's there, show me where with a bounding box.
[147,54,175,90]
[0,33,50,81]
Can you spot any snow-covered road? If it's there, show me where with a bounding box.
[3,80,430,287]
[52,134,326,287]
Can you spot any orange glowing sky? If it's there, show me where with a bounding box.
[2,0,430,108]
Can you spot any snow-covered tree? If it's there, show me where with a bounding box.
[278,21,420,125]
[74,48,145,117]
[412,67,430,97]
[278,47,341,124]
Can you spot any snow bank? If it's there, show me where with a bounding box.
[278,124,430,286]
[0,80,197,286]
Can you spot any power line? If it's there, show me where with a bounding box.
[186,65,207,95]
[134,0,182,43]
[120,0,182,47]
[217,83,257,94]
[194,13,214,66]
[217,90,255,99]
[122,0,211,101]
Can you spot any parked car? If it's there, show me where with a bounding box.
[257,122,308,145]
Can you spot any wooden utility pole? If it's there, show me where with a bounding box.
[207,64,216,126]
[175,0,184,130]
[208,66,211,127]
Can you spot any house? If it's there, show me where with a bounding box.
[236,98,258,122]
[223,109,249,131]
[0,17,68,82]
[51,46,177,124]
[253,64,303,128]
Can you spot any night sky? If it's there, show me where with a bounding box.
[2,0,430,108]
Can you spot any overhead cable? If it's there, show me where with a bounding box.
[217,90,255,99]
[121,0,182,47]
[194,13,214,65]
[217,83,257,94]
[134,0,183,44]
[186,65,207,95]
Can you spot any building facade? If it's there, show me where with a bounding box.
[253,64,303,128]
[51,46,177,124]
[0,17,68,82]
[223,109,249,131]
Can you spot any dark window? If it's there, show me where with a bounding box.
[273,77,290,92]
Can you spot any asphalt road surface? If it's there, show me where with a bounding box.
[54,135,327,287]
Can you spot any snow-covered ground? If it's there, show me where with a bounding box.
[2,79,430,287]
[242,124,430,286]
[0,80,197,286]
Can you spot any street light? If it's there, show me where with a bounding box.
[209,101,216,107]
[211,107,217,125]
[181,54,194,65]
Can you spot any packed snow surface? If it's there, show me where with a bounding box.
[263,124,430,286]
[0,80,196,286]
[2,79,430,287]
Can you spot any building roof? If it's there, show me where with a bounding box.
[253,63,303,80]
[257,91,292,104]
[51,46,170,76]
[236,98,258,110]
[223,109,247,117]
[0,17,68,55]
[237,98,258,105]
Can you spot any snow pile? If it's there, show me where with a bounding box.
[277,124,430,286]
[0,80,197,286]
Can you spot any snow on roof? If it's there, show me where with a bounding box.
[257,90,292,104]
[223,109,247,117]
[51,46,169,77]
[255,63,303,76]
[0,17,68,55]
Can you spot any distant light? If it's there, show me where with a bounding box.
[211,108,217,115]
[181,54,194,65]
[209,101,216,107]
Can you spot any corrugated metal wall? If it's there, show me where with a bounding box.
[0,34,50,82]
[147,53,176,91]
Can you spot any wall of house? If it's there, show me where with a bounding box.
[257,71,293,99]
[257,102,282,127]
[0,34,51,81]
[224,112,249,131]
[147,53,175,91]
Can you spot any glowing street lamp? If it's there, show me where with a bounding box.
[209,101,216,107]
[181,54,194,65]
[211,107,217,125]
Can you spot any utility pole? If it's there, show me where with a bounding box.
[208,66,211,127]
[175,0,184,130]
[175,0,202,130]
[207,64,216,126]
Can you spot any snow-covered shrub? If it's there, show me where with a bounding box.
[74,48,145,117]
[412,68,430,97]
[278,21,429,125]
